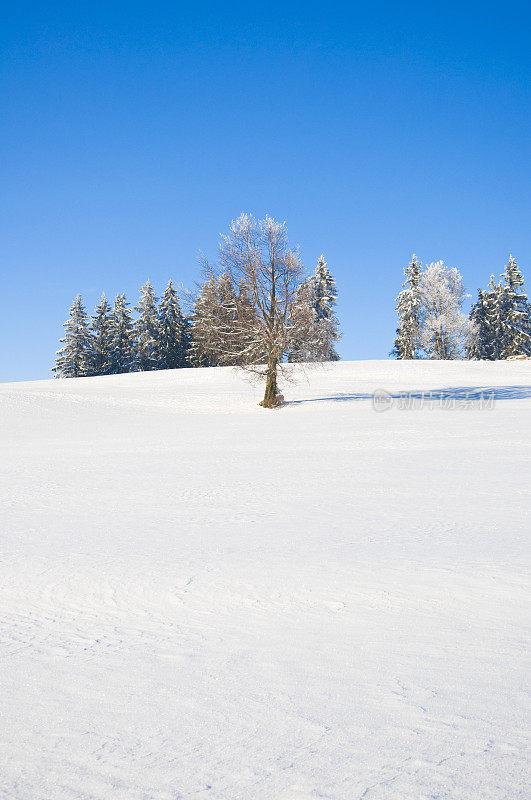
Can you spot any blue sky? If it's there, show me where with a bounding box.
[1,1,530,381]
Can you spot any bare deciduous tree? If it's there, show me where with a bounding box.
[218,214,302,406]
[215,214,334,407]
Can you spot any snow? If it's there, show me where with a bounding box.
[0,360,529,800]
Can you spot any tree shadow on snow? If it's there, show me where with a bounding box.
[286,385,531,406]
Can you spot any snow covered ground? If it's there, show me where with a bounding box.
[1,360,529,800]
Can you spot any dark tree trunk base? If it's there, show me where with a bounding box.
[260,369,282,408]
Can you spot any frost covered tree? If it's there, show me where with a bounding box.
[110,293,135,373]
[53,295,93,378]
[134,281,160,371]
[188,271,258,367]
[287,280,338,363]
[467,288,494,360]
[484,276,507,360]
[88,293,113,375]
[310,255,338,315]
[158,280,188,369]
[188,274,229,367]
[499,256,531,357]
[302,255,340,361]
[392,254,423,359]
[218,214,328,407]
[420,261,471,359]
[310,255,340,359]
[467,260,531,360]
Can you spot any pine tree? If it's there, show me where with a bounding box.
[134,281,160,371]
[110,293,135,373]
[288,280,338,362]
[188,275,222,367]
[485,276,505,360]
[53,295,93,378]
[235,279,263,363]
[499,256,530,357]
[392,254,423,359]
[188,272,253,367]
[309,255,338,315]
[467,288,494,359]
[307,255,340,360]
[88,293,113,375]
[158,280,188,369]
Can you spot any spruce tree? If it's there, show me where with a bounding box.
[467,288,494,359]
[392,254,423,359]
[485,276,505,360]
[110,293,135,373]
[53,295,93,378]
[188,275,220,367]
[88,293,113,375]
[158,280,188,369]
[134,281,160,371]
[235,279,263,363]
[287,280,338,363]
[188,273,248,367]
[307,255,340,360]
[499,256,530,357]
[215,272,243,365]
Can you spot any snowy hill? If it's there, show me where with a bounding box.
[1,360,530,800]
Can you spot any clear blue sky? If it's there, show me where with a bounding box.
[1,1,530,381]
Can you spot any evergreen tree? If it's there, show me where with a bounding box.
[499,256,530,357]
[288,280,338,363]
[392,254,423,359]
[235,279,263,363]
[110,293,135,373]
[467,288,494,359]
[188,275,222,367]
[88,293,113,375]
[307,255,340,360]
[188,272,263,367]
[215,272,254,366]
[158,280,188,369]
[485,276,505,360]
[134,281,160,371]
[53,295,93,378]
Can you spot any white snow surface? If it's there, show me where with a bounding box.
[1,360,529,800]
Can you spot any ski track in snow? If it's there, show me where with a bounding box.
[0,360,529,799]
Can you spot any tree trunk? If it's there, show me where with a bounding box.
[260,358,281,408]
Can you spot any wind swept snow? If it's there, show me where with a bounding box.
[0,360,529,800]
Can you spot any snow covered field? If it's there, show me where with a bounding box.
[1,360,529,800]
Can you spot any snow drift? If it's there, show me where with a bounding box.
[0,360,529,799]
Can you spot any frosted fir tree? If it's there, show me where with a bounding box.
[53,295,93,378]
[134,281,160,371]
[188,272,252,367]
[188,274,224,367]
[287,280,338,363]
[485,276,506,360]
[499,256,531,357]
[110,293,136,373]
[419,261,471,359]
[88,293,113,375]
[467,288,495,359]
[392,254,423,359]
[307,255,340,360]
[158,280,188,369]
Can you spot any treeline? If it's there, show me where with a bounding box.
[54,256,339,378]
[393,255,531,360]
